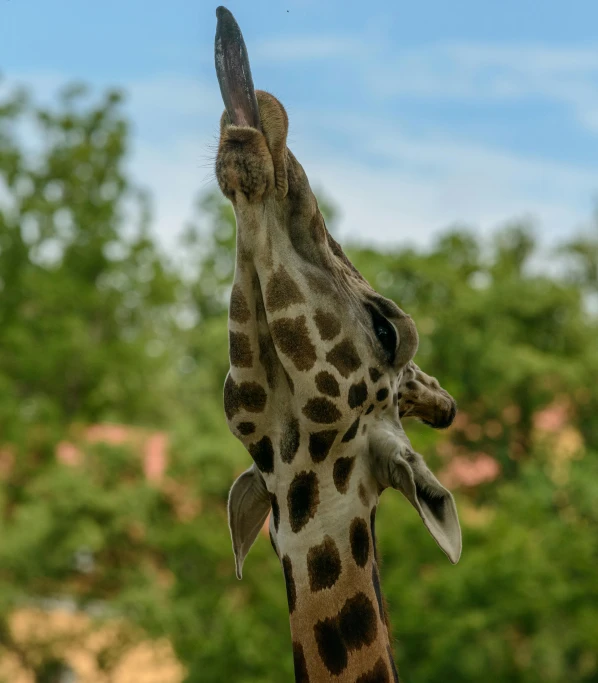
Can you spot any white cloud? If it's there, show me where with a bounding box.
[366,42,598,134]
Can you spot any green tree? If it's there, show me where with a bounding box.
[0,81,183,679]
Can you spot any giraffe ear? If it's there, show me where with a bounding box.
[370,421,462,564]
[228,464,271,579]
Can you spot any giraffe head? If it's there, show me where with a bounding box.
[215,6,461,677]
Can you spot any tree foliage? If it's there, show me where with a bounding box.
[0,83,597,682]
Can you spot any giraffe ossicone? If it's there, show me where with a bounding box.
[214,6,461,680]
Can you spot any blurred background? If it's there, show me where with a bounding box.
[1,1,598,681]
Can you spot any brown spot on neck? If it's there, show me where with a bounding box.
[315,370,340,397]
[302,397,342,424]
[341,417,360,442]
[236,421,255,435]
[307,536,342,592]
[266,265,305,312]
[229,330,253,367]
[249,435,274,474]
[309,429,338,463]
[313,616,347,676]
[369,367,383,382]
[271,315,317,371]
[287,471,319,533]
[356,657,391,683]
[333,456,355,494]
[258,331,278,389]
[338,592,378,651]
[326,339,362,378]
[314,309,341,341]
[376,387,389,402]
[292,642,310,683]
[280,418,301,463]
[270,493,280,531]
[229,284,251,323]
[223,376,267,420]
[348,380,368,408]
[350,518,370,568]
[282,555,297,613]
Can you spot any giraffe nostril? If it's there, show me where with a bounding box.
[443,399,458,428]
[427,399,457,430]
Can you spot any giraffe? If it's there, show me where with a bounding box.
[214,7,462,681]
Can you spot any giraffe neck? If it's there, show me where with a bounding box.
[226,198,401,681]
[278,499,399,682]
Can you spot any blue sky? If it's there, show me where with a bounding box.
[2,0,598,250]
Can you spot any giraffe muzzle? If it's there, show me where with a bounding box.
[214,8,290,202]
[215,6,262,131]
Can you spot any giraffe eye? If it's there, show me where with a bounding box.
[368,305,397,364]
